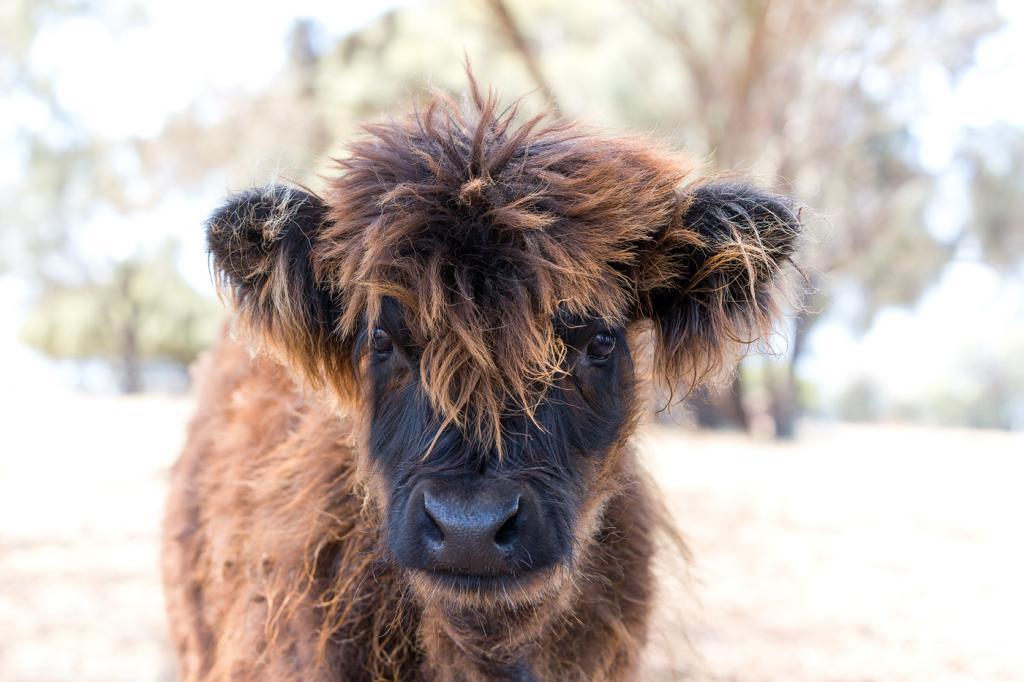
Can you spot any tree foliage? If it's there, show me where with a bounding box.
[19,245,220,392]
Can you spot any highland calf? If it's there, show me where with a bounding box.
[162,81,801,681]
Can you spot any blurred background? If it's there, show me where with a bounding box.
[1,0,1022,680]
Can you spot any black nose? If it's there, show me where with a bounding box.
[414,480,528,575]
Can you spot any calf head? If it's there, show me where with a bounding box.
[206,84,800,668]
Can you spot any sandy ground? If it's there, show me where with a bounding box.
[1,393,1022,681]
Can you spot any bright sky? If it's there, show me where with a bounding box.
[2,0,1023,411]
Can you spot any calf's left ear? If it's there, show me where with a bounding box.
[635,180,802,388]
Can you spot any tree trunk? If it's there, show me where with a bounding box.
[117,265,143,394]
[770,304,814,439]
[769,366,798,440]
[692,373,750,432]
[120,321,141,394]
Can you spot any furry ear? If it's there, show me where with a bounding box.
[637,180,802,390]
[206,185,351,392]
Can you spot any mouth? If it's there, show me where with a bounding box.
[411,566,564,606]
[427,569,528,592]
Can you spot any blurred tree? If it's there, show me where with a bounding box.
[925,340,1024,430]
[962,124,1024,268]
[3,0,238,393]
[624,0,1001,436]
[836,379,883,423]
[135,18,332,191]
[19,244,221,393]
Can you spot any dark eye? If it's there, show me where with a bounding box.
[586,332,616,362]
[371,328,393,355]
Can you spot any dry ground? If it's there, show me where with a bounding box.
[1,393,1021,681]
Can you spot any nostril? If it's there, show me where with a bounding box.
[493,495,521,548]
[493,510,519,547]
[421,500,444,547]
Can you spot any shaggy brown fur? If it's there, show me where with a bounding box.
[163,79,800,681]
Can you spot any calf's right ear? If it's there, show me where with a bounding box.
[206,185,350,389]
